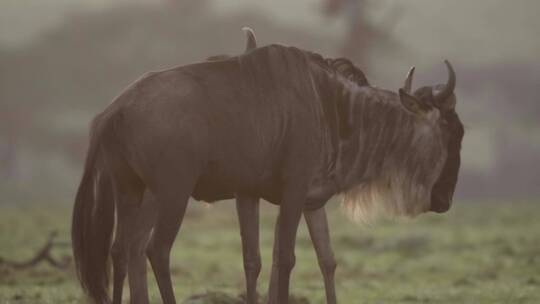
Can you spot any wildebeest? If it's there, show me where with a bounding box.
[204,28,365,304]
[72,27,464,304]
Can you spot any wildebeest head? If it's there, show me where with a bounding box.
[399,61,464,213]
[339,61,464,221]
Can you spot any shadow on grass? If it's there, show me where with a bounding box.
[182,291,309,304]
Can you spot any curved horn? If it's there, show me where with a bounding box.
[242,27,257,51]
[402,66,415,93]
[434,60,456,102]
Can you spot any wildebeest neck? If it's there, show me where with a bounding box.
[336,87,447,220]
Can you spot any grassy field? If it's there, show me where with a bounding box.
[0,200,539,304]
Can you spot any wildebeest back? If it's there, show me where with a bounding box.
[103,45,335,204]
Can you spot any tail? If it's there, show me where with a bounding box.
[72,117,115,304]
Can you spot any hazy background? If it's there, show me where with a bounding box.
[1,1,539,303]
[0,0,539,205]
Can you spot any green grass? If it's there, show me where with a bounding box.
[1,201,539,303]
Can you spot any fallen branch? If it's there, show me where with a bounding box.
[0,231,71,270]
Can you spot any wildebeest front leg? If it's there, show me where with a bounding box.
[235,194,261,304]
[267,215,280,304]
[275,184,307,304]
[268,208,337,304]
[305,207,337,304]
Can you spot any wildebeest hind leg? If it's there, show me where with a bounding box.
[127,230,152,304]
[235,194,261,304]
[111,182,145,304]
[127,191,158,304]
[305,207,337,304]
[146,165,200,304]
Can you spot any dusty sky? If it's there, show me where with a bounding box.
[0,0,538,201]
[1,0,538,65]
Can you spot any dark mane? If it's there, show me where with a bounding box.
[235,44,369,88]
[302,51,370,87]
[325,57,370,86]
[206,54,231,61]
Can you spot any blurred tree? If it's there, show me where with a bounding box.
[322,0,403,69]
[0,0,330,204]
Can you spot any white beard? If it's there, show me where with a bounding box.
[341,168,438,223]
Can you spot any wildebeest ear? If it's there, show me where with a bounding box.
[242,27,257,51]
[399,89,432,116]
